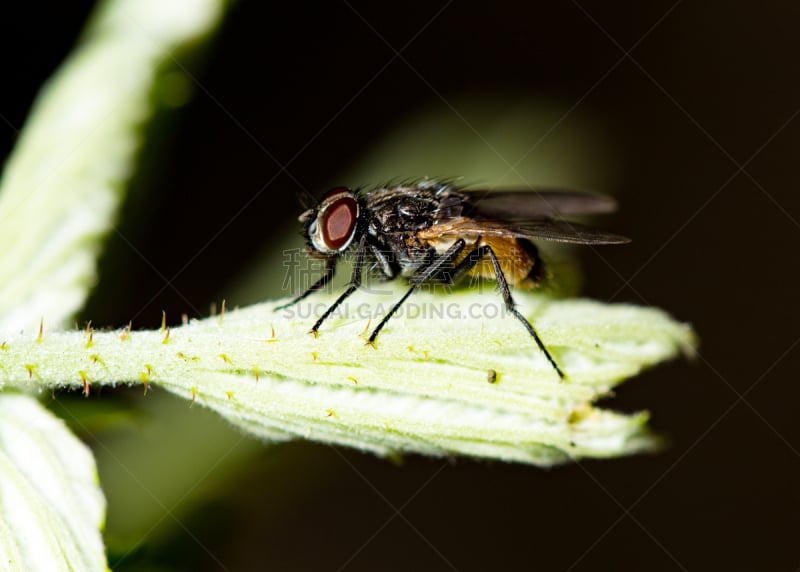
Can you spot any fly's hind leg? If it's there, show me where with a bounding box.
[449,244,565,379]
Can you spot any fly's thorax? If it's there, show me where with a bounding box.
[363,184,467,235]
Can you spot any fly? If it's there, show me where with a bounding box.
[276,180,630,379]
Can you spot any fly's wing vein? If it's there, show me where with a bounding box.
[417,218,629,245]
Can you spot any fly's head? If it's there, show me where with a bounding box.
[300,187,360,257]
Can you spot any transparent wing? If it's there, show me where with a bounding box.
[463,189,618,219]
[418,218,630,245]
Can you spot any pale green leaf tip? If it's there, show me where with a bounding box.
[0,284,696,467]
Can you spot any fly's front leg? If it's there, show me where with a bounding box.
[366,239,466,345]
[449,244,565,379]
[274,257,337,311]
[368,243,397,280]
[310,234,367,336]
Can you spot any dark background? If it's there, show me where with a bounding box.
[3,1,799,570]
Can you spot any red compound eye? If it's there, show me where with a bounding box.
[320,194,358,251]
[322,186,351,201]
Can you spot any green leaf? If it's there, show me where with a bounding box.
[0,0,228,569]
[0,393,105,571]
[0,284,695,466]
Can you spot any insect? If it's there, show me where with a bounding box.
[276,180,629,379]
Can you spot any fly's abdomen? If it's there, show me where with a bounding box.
[465,237,541,288]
